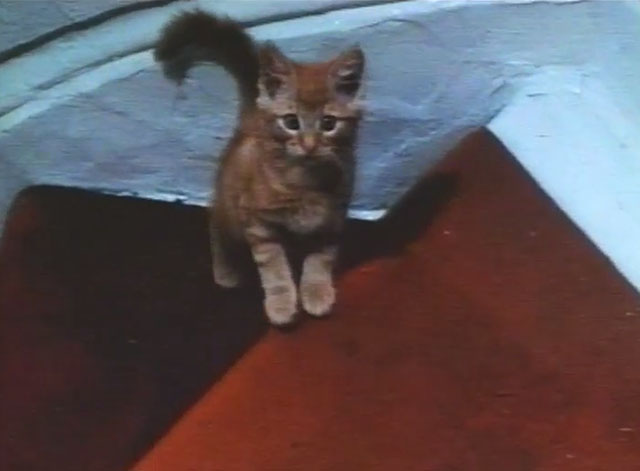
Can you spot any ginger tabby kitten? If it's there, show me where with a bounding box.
[155,11,365,325]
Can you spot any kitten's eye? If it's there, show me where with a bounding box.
[281,114,300,131]
[320,115,337,132]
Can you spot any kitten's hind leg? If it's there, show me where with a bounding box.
[300,245,338,317]
[210,220,241,289]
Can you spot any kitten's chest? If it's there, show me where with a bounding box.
[253,193,336,235]
[283,196,334,234]
[285,201,334,234]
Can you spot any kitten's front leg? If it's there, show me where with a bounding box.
[246,225,297,326]
[300,245,338,317]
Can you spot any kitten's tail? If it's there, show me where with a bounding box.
[154,10,259,111]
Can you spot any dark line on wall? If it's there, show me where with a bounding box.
[0,0,186,65]
[0,0,414,66]
[241,0,411,29]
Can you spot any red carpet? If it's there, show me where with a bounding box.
[2,130,639,471]
[0,186,267,471]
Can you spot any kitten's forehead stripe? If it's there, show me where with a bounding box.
[289,64,360,120]
[294,63,330,108]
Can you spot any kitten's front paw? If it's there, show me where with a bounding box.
[264,286,298,326]
[301,281,336,317]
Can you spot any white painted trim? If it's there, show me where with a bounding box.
[489,72,640,290]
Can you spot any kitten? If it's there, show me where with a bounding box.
[154,11,365,326]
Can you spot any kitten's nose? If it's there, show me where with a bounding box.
[300,134,317,154]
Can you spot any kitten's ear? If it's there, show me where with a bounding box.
[329,46,365,101]
[258,42,294,100]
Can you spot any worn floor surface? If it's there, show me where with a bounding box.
[1,131,639,471]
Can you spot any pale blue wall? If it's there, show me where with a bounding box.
[1,0,508,220]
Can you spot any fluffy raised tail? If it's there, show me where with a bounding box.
[154,10,259,111]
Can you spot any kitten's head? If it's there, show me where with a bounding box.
[256,43,365,167]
